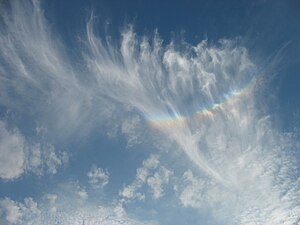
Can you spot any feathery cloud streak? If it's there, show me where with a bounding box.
[0,0,299,224]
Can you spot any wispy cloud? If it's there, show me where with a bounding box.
[0,0,299,224]
[83,23,258,185]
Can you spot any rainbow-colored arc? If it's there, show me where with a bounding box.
[147,77,257,127]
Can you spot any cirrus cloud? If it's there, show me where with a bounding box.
[0,0,299,224]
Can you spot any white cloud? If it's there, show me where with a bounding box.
[119,155,172,201]
[119,184,146,201]
[142,155,160,170]
[0,0,299,224]
[0,0,96,138]
[0,198,153,225]
[46,194,57,205]
[0,198,23,224]
[0,120,68,180]
[0,183,156,225]
[83,24,259,187]
[176,156,300,224]
[78,189,88,201]
[121,116,143,147]
[0,121,26,180]
[177,170,212,208]
[45,193,58,213]
[87,165,109,189]
[43,145,68,175]
[147,166,173,199]
[26,143,69,176]
[0,197,40,225]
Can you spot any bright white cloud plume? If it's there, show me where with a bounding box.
[0,0,299,224]
[87,165,109,189]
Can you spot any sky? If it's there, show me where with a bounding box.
[0,0,300,224]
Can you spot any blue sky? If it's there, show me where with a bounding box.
[0,0,300,224]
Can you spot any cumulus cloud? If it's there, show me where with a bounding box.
[0,197,40,225]
[26,143,69,176]
[0,120,68,180]
[120,155,173,201]
[0,183,156,225]
[147,166,173,199]
[87,165,109,189]
[0,198,23,224]
[77,189,88,201]
[0,121,26,180]
[42,145,68,175]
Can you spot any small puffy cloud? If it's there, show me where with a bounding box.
[43,145,69,175]
[78,189,88,201]
[147,166,173,199]
[35,126,47,136]
[113,203,127,218]
[0,121,25,180]
[27,143,69,176]
[0,120,68,181]
[119,185,145,201]
[0,198,23,224]
[119,155,172,201]
[0,182,156,225]
[23,198,40,215]
[143,155,160,170]
[0,197,40,225]
[87,165,109,189]
[46,194,58,205]
[45,194,58,213]
[76,185,89,201]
